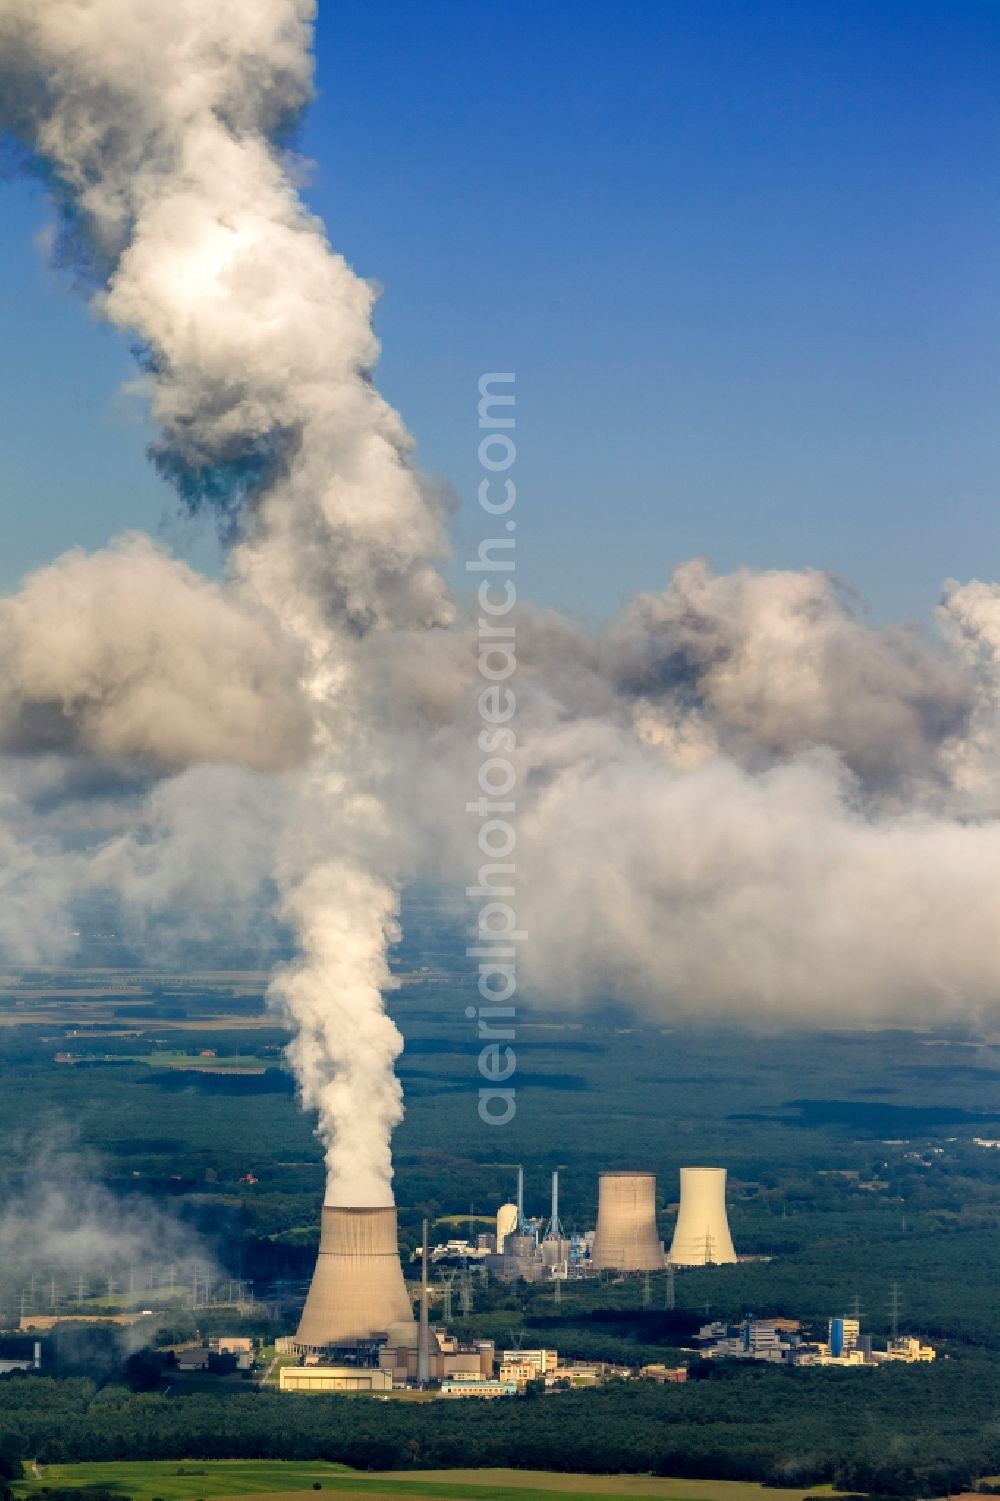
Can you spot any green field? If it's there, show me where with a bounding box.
[126,1052,269,1073]
[12,1460,844,1501]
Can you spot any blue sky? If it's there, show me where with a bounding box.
[2,0,999,623]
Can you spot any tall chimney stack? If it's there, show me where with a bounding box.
[543,1170,565,1242]
[295,1205,412,1352]
[416,1216,431,1385]
[591,1172,664,1271]
[541,1169,570,1271]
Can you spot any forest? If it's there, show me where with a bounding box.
[0,1356,998,1498]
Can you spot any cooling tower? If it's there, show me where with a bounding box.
[667,1167,737,1265]
[294,1206,413,1351]
[591,1172,664,1271]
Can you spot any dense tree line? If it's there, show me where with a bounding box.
[0,1357,997,1496]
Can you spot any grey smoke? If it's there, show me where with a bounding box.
[0,1131,220,1322]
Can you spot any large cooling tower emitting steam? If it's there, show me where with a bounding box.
[668,1167,737,1265]
[591,1172,665,1271]
[295,1207,412,1352]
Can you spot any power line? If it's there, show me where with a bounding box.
[889,1281,900,1341]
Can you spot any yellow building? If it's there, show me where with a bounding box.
[549,1363,600,1386]
[883,1337,936,1363]
[500,1347,557,1376]
[641,1363,688,1383]
[279,1364,393,1393]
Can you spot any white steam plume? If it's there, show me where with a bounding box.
[0,0,451,1205]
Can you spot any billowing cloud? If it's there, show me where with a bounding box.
[90,764,286,961]
[0,810,81,964]
[599,560,973,787]
[370,566,1000,1027]
[513,743,1000,1022]
[0,536,311,771]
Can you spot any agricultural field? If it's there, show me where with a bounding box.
[11,1459,848,1501]
[123,1053,272,1075]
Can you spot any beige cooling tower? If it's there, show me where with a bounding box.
[667,1167,737,1265]
[294,1206,413,1352]
[591,1172,664,1271]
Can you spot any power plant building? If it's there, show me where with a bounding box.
[541,1171,571,1273]
[668,1167,737,1265]
[591,1172,664,1271]
[496,1202,518,1253]
[487,1230,547,1282]
[378,1324,495,1387]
